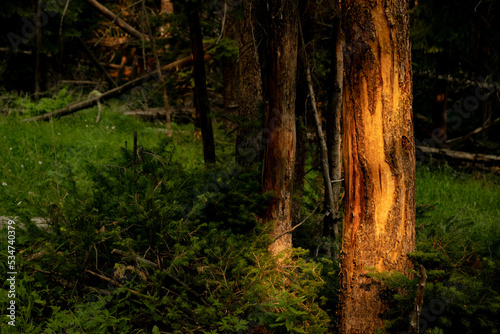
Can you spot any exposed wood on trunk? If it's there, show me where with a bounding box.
[78,38,118,88]
[84,0,149,41]
[186,2,216,164]
[23,52,208,122]
[408,265,427,334]
[235,0,263,166]
[261,0,298,256]
[339,0,416,332]
[416,145,500,162]
[324,3,343,258]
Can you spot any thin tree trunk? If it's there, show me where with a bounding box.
[142,0,172,136]
[408,265,427,334]
[186,2,216,164]
[324,7,343,259]
[34,0,42,100]
[298,19,338,256]
[432,78,448,143]
[222,5,239,131]
[261,0,298,256]
[338,0,415,332]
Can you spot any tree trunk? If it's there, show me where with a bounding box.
[186,2,216,164]
[432,78,448,143]
[235,0,263,166]
[222,6,239,132]
[34,0,42,100]
[261,0,298,256]
[338,0,415,332]
[324,4,343,258]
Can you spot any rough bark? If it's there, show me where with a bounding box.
[338,0,415,333]
[261,0,298,256]
[186,2,216,164]
[235,0,264,166]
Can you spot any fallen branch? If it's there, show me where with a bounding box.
[84,0,148,40]
[445,117,500,147]
[416,145,500,162]
[23,52,211,122]
[124,107,193,123]
[409,265,427,334]
[84,269,145,297]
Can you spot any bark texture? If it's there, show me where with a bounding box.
[338,0,415,332]
[261,0,298,256]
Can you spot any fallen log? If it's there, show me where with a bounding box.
[23,52,211,122]
[124,107,193,124]
[416,145,500,163]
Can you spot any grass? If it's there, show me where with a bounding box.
[417,165,500,228]
[416,165,500,257]
[0,92,499,333]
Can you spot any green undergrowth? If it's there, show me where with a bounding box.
[0,97,499,333]
[0,111,330,333]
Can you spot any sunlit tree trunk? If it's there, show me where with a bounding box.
[338,0,415,332]
[261,0,298,256]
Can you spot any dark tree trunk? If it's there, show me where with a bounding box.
[338,0,416,332]
[261,0,298,256]
[432,78,448,143]
[222,7,239,131]
[35,0,43,100]
[186,2,216,164]
[235,0,264,166]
